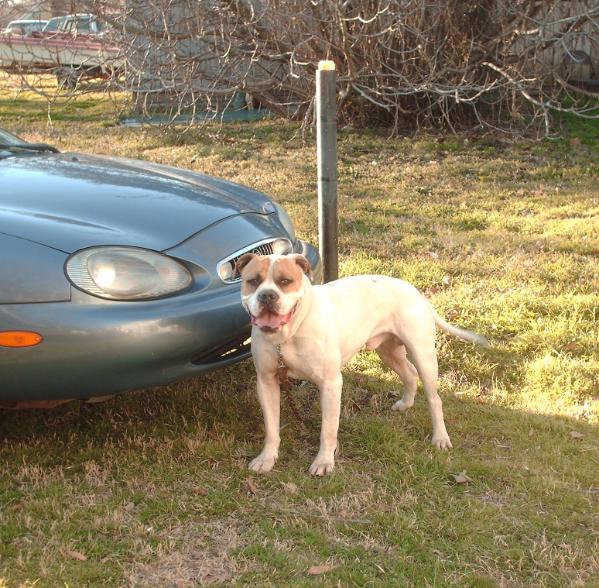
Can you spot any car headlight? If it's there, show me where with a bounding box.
[273,202,296,242]
[66,247,192,300]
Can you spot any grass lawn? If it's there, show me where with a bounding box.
[0,81,598,587]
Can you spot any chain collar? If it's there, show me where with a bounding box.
[275,343,286,368]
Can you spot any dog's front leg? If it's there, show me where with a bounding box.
[249,372,280,473]
[309,373,343,476]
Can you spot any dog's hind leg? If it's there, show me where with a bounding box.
[376,340,418,413]
[405,343,452,450]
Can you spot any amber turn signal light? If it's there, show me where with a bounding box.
[0,331,44,348]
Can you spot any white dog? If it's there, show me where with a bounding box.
[237,253,489,476]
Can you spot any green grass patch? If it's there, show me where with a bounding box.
[0,82,598,587]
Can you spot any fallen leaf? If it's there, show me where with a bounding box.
[569,137,581,146]
[570,431,584,440]
[452,471,473,484]
[193,486,209,496]
[67,550,87,561]
[124,501,135,511]
[308,564,339,575]
[246,478,259,494]
[204,457,219,469]
[281,482,298,496]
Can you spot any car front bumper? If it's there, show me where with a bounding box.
[0,239,321,401]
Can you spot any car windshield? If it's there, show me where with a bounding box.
[0,130,59,157]
[43,18,64,32]
[0,129,28,147]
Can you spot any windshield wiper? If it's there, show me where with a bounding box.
[0,143,60,154]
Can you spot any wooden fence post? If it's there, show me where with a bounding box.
[316,60,338,283]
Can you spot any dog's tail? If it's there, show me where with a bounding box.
[433,311,490,348]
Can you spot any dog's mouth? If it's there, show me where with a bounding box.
[251,304,297,333]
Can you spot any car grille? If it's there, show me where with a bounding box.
[218,239,280,284]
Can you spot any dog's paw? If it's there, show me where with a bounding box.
[431,435,453,450]
[248,452,277,473]
[308,455,335,476]
[391,398,413,412]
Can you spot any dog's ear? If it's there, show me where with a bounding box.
[293,254,312,278]
[235,253,256,276]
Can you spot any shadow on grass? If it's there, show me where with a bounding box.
[0,356,597,586]
[0,354,596,465]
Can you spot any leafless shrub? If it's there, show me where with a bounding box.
[1,0,598,135]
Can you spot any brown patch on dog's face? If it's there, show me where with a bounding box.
[238,255,271,296]
[235,253,257,275]
[271,257,306,294]
[292,254,312,279]
[240,254,312,333]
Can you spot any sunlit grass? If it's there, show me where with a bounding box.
[0,81,598,586]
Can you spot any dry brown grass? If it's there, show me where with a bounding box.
[0,87,598,587]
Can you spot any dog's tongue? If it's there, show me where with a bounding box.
[252,310,291,330]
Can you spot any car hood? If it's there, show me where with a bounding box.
[0,152,274,252]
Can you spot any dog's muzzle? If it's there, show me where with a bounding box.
[257,289,279,309]
[250,301,297,333]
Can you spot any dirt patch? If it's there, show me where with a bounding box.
[127,518,245,587]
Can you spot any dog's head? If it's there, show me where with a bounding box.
[236,253,312,334]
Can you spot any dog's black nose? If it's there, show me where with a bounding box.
[258,289,279,305]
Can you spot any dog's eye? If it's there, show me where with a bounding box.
[247,277,261,287]
[278,278,292,287]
